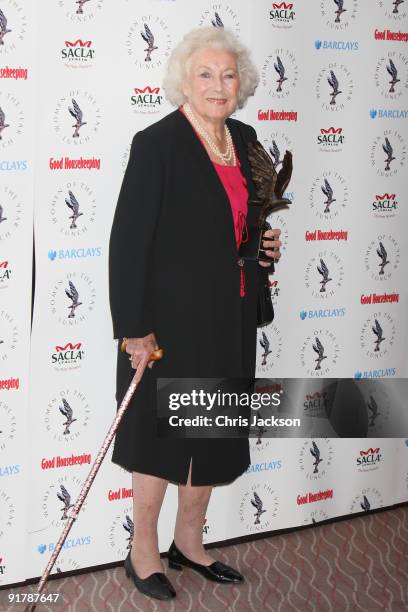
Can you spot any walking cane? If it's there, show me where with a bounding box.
[25,342,163,612]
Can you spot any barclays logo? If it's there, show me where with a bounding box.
[0,160,28,171]
[315,40,358,51]
[370,109,408,119]
[245,460,282,475]
[300,308,345,320]
[48,247,102,261]
[0,464,20,477]
[354,368,396,379]
[37,535,91,554]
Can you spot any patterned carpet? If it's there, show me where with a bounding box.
[1,505,407,612]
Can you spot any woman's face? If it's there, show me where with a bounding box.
[182,46,240,124]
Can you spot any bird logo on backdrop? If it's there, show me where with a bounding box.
[268,140,284,170]
[317,258,332,292]
[386,58,400,93]
[0,204,7,224]
[310,440,323,474]
[321,178,336,213]
[0,9,11,45]
[76,0,91,15]
[0,107,10,140]
[313,337,327,370]
[393,0,404,14]
[328,69,342,105]
[367,395,381,427]
[59,398,77,435]
[376,241,389,275]
[211,12,224,28]
[259,331,272,366]
[65,190,83,229]
[251,491,267,525]
[382,136,396,171]
[140,24,158,62]
[372,319,385,352]
[57,485,75,520]
[123,515,134,550]
[333,0,347,23]
[65,281,83,318]
[68,99,87,138]
[360,494,370,512]
[274,56,288,92]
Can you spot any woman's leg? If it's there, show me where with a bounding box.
[131,471,168,578]
[173,460,216,565]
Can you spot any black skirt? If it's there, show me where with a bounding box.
[111,271,259,486]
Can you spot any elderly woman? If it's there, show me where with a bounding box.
[108,27,282,600]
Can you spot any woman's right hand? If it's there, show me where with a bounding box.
[124,333,159,381]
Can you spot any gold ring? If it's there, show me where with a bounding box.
[121,338,127,353]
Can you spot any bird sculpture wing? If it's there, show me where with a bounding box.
[251,491,263,510]
[144,24,154,45]
[372,319,383,338]
[383,137,393,156]
[387,59,397,79]
[68,99,82,122]
[311,440,320,459]
[317,258,329,278]
[260,331,269,352]
[377,241,387,261]
[328,70,339,90]
[212,12,224,27]
[67,190,79,214]
[313,337,324,356]
[0,9,7,32]
[321,178,333,199]
[274,56,284,76]
[65,281,79,304]
[247,141,278,204]
[59,398,72,419]
[57,485,71,505]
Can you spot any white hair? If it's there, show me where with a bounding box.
[162,27,259,109]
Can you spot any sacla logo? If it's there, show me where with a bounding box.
[131,86,164,114]
[51,341,85,369]
[61,40,95,66]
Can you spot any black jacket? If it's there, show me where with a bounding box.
[108,108,267,484]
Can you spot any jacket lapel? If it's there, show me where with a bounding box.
[174,109,259,243]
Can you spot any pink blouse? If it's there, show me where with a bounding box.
[212,160,249,298]
[179,106,249,297]
[212,160,248,250]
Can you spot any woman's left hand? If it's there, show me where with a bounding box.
[258,228,282,267]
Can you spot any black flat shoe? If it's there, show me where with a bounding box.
[167,540,244,584]
[124,551,176,600]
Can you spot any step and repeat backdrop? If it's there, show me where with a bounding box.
[1,0,408,587]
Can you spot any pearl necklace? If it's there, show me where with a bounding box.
[183,102,236,166]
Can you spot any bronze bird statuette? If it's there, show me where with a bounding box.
[240,141,293,262]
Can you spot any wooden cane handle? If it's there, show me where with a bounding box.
[121,339,163,362]
[150,348,164,361]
